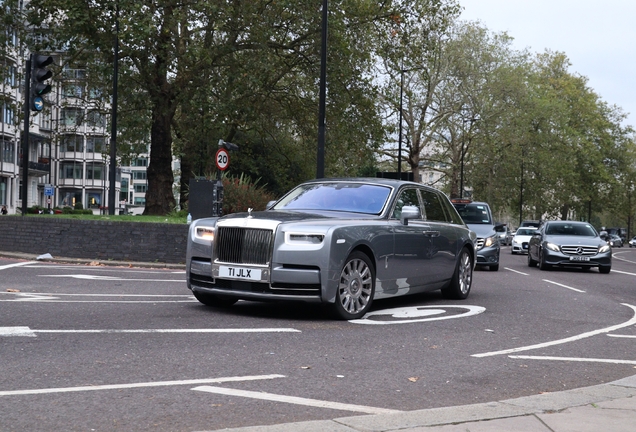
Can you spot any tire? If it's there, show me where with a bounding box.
[527,250,537,267]
[490,263,499,271]
[193,291,238,308]
[599,265,611,274]
[539,250,551,270]
[333,251,375,320]
[441,248,473,300]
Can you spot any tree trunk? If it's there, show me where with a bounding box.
[144,107,176,215]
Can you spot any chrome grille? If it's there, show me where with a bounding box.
[560,245,598,256]
[215,227,273,265]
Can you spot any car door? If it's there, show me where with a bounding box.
[419,188,461,285]
[387,187,433,294]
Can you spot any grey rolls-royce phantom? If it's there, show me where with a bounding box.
[186,178,476,319]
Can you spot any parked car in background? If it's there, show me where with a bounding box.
[452,199,501,271]
[495,224,513,246]
[519,220,541,229]
[187,178,476,320]
[511,227,536,254]
[609,234,623,248]
[527,221,611,273]
[630,236,636,247]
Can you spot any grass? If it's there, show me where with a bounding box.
[14,213,187,224]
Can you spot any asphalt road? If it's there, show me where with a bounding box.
[1,247,635,431]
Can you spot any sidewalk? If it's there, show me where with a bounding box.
[2,251,635,431]
[209,375,636,432]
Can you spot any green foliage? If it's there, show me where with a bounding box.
[221,173,275,214]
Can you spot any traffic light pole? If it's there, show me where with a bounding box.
[21,57,31,216]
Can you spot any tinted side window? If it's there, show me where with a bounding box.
[391,188,420,219]
[420,189,447,222]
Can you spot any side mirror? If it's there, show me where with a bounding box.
[400,205,421,225]
[265,200,276,210]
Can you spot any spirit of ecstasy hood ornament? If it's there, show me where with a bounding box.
[247,208,253,217]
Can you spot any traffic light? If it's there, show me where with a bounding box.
[30,54,54,112]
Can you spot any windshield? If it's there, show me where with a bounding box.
[545,222,597,237]
[453,203,492,224]
[273,182,391,214]
[515,228,535,236]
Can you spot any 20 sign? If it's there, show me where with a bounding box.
[216,148,230,171]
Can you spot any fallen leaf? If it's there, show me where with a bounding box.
[6,288,20,292]
[408,377,419,382]
[88,261,101,266]
[300,366,311,369]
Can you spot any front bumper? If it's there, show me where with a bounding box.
[476,245,500,266]
[511,241,529,254]
[542,250,612,268]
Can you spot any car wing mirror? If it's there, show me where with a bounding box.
[265,200,276,210]
[400,205,421,225]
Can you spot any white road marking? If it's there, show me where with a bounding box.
[0,261,37,270]
[40,274,185,281]
[351,305,485,325]
[504,267,528,275]
[472,303,636,358]
[509,355,636,365]
[612,270,636,276]
[608,334,636,339]
[543,279,585,293]
[0,292,195,303]
[0,326,301,337]
[192,386,402,414]
[0,375,285,397]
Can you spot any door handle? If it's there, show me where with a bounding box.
[423,230,440,237]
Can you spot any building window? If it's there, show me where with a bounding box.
[60,135,84,153]
[133,171,147,180]
[133,158,148,167]
[59,189,83,207]
[86,162,105,180]
[86,110,106,128]
[1,139,15,163]
[62,83,84,99]
[134,184,147,193]
[134,197,146,205]
[59,162,83,179]
[86,136,106,153]
[86,190,102,208]
[3,65,16,86]
[2,103,14,125]
[60,108,83,126]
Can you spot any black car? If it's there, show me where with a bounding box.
[527,221,611,273]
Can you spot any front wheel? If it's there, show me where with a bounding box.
[193,291,238,308]
[527,250,537,267]
[333,252,375,320]
[599,265,611,274]
[441,248,473,300]
[539,250,551,270]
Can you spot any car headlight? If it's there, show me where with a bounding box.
[285,233,325,245]
[599,244,611,253]
[194,227,215,241]
[484,236,498,247]
[545,242,560,252]
[512,238,519,245]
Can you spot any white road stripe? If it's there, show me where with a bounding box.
[40,274,185,281]
[0,326,301,337]
[192,386,402,414]
[472,303,636,358]
[608,334,636,339]
[509,355,636,365]
[0,292,192,297]
[0,375,285,397]
[612,270,636,276]
[543,279,585,293]
[504,267,528,275]
[0,261,37,270]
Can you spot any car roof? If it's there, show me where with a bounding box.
[300,177,443,193]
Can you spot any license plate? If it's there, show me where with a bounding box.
[219,266,262,280]
[569,256,590,262]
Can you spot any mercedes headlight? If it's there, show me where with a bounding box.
[599,244,611,253]
[545,242,560,252]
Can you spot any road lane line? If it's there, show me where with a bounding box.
[0,375,285,397]
[0,261,36,270]
[504,267,528,275]
[472,303,636,358]
[192,386,402,414]
[0,326,301,337]
[608,334,636,339]
[543,279,585,293]
[509,355,636,365]
[612,270,636,276]
[40,274,186,281]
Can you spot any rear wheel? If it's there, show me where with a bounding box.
[193,291,238,308]
[441,248,473,300]
[333,252,375,320]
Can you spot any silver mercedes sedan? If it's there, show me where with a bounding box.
[186,178,476,319]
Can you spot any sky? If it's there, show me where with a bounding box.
[459,0,636,128]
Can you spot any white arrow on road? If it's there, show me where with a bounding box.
[0,326,301,337]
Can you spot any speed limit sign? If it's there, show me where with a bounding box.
[215,148,230,171]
